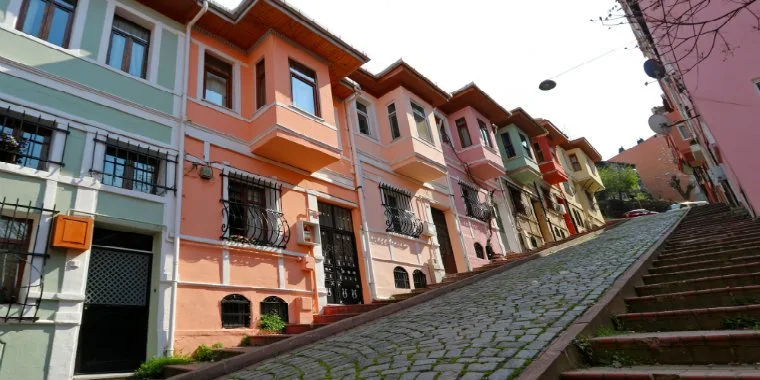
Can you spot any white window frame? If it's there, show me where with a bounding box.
[410,101,434,145]
[98,4,164,84]
[221,169,282,241]
[433,111,451,146]
[354,98,377,140]
[196,47,242,114]
[676,123,692,140]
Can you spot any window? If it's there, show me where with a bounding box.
[388,103,401,139]
[508,186,526,215]
[519,133,533,159]
[474,243,485,259]
[107,16,150,79]
[569,154,582,172]
[485,245,495,260]
[436,116,450,145]
[501,133,516,158]
[411,102,433,143]
[0,110,57,170]
[755,80,760,93]
[16,0,76,47]
[394,267,410,289]
[456,118,472,148]
[260,296,288,324]
[573,209,585,229]
[460,182,492,222]
[0,216,31,304]
[530,236,538,248]
[100,140,169,195]
[204,53,232,108]
[477,119,492,148]
[589,161,598,175]
[676,124,691,140]
[222,172,289,248]
[542,188,554,210]
[256,59,266,109]
[585,190,597,210]
[221,294,251,328]
[412,270,427,289]
[379,184,423,238]
[563,181,575,196]
[356,101,371,136]
[290,60,319,116]
[533,143,546,163]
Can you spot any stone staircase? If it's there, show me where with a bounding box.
[562,204,760,379]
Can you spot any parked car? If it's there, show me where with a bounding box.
[623,209,659,218]
[668,201,709,211]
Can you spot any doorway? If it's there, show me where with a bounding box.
[318,202,363,304]
[431,208,457,274]
[75,228,153,374]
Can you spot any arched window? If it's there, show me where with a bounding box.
[485,244,495,260]
[474,243,485,259]
[412,270,427,289]
[221,294,251,328]
[260,296,289,323]
[394,267,410,289]
[530,236,538,248]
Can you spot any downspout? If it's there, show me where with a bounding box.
[168,0,208,355]
[344,87,378,301]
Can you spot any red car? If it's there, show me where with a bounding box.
[623,209,659,218]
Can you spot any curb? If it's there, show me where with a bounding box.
[516,209,691,380]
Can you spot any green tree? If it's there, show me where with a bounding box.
[599,165,640,200]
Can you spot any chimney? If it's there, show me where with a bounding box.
[618,146,625,153]
[637,138,644,145]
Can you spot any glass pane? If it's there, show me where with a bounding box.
[47,6,71,47]
[103,150,126,189]
[129,42,147,78]
[417,119,432,143]
[205,72,227,107]
[292,76,316,115]
[358,114,370,135]
[20,0,46,38]
[107,34,127,70]
[113,16,150,43]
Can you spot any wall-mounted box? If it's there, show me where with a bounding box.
[51,215,94,251]
[297,220,321,246]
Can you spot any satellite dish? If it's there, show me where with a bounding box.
[539,79,557,91]
[643,59,666,79]
[648,114,671,134]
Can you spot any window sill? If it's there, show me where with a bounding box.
[288,104,324,123]
[356,132,382,146]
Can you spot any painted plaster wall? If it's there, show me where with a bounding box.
[0,325,55,380]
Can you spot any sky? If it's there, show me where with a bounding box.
[218,0,662,159]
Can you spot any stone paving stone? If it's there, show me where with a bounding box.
[222,212,682,379]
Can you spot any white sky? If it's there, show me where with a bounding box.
[219,0,662,159]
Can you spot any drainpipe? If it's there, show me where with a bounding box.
[534,182,557,242]
[445,172,473,272]
[344,88,378,301]
[167,0,208,356]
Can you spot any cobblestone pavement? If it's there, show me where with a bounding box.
[225,212,683,380]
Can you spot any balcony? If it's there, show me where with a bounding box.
[387,137,447,183]
[690,142,707,164]
[251,105,342,173]
[504,156,542,185]
[458,145,505,181]
[221,200,291,248]
[533,135,568,185]
[540,160,568,185]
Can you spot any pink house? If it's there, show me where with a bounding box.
[625,0,760,213]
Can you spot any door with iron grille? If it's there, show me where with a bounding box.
[431,208,457,274]
[75,229,153,375]
[318,202,362,304]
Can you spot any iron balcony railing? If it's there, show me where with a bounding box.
[221,200,290,248]
[384,207,424,238]
[465,198,493,223]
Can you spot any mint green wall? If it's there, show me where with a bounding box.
[96,192,164,225]
[55,184,77,211]
[61,129,86,177]
[0,73,172,144]
[0,325,54,380]
[42,250,66,294]
[0,0,10,24]
[158,31,179,90]
[0,172,44,205]
[79,0,108,58]
[0,29,175,115]
[497,125,541,184]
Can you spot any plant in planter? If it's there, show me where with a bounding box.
[259,313,286,334]
[0,133,24,164]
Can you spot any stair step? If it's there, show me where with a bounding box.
[562,365,760,379]
[312,312,361,324]
[587,330,760,365]
[659,242,760,261]
[391,292,417,301]
[665,232,760,251]
[637,272,760,296]
[244,334,294,346]
[668,223,759,242]
[214,346,258,360]
[649,251,760,274]
[284,323,328,335]
[163,363,206,377]
[322,303,388,315]
[653,247,760,268]
[626,285,760,313]
[643,261,760,285]
[617,304,760,331]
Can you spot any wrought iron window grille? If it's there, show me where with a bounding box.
[379,184,423,238]
[221,172,290,249]
[220,294,251,328]
[90,132,177,196]
[260,296,288,324]
[0,107,70,170]
[474,243,485,259]
[459,182,493,223]
[393,266,410,289]
[412,270,427,289]
[0,197,58,322]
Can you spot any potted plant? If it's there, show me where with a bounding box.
[258,313,286,335]
[0,133,23,164]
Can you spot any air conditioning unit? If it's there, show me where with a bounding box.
[421,222,436,237]
[709,166,727,182]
